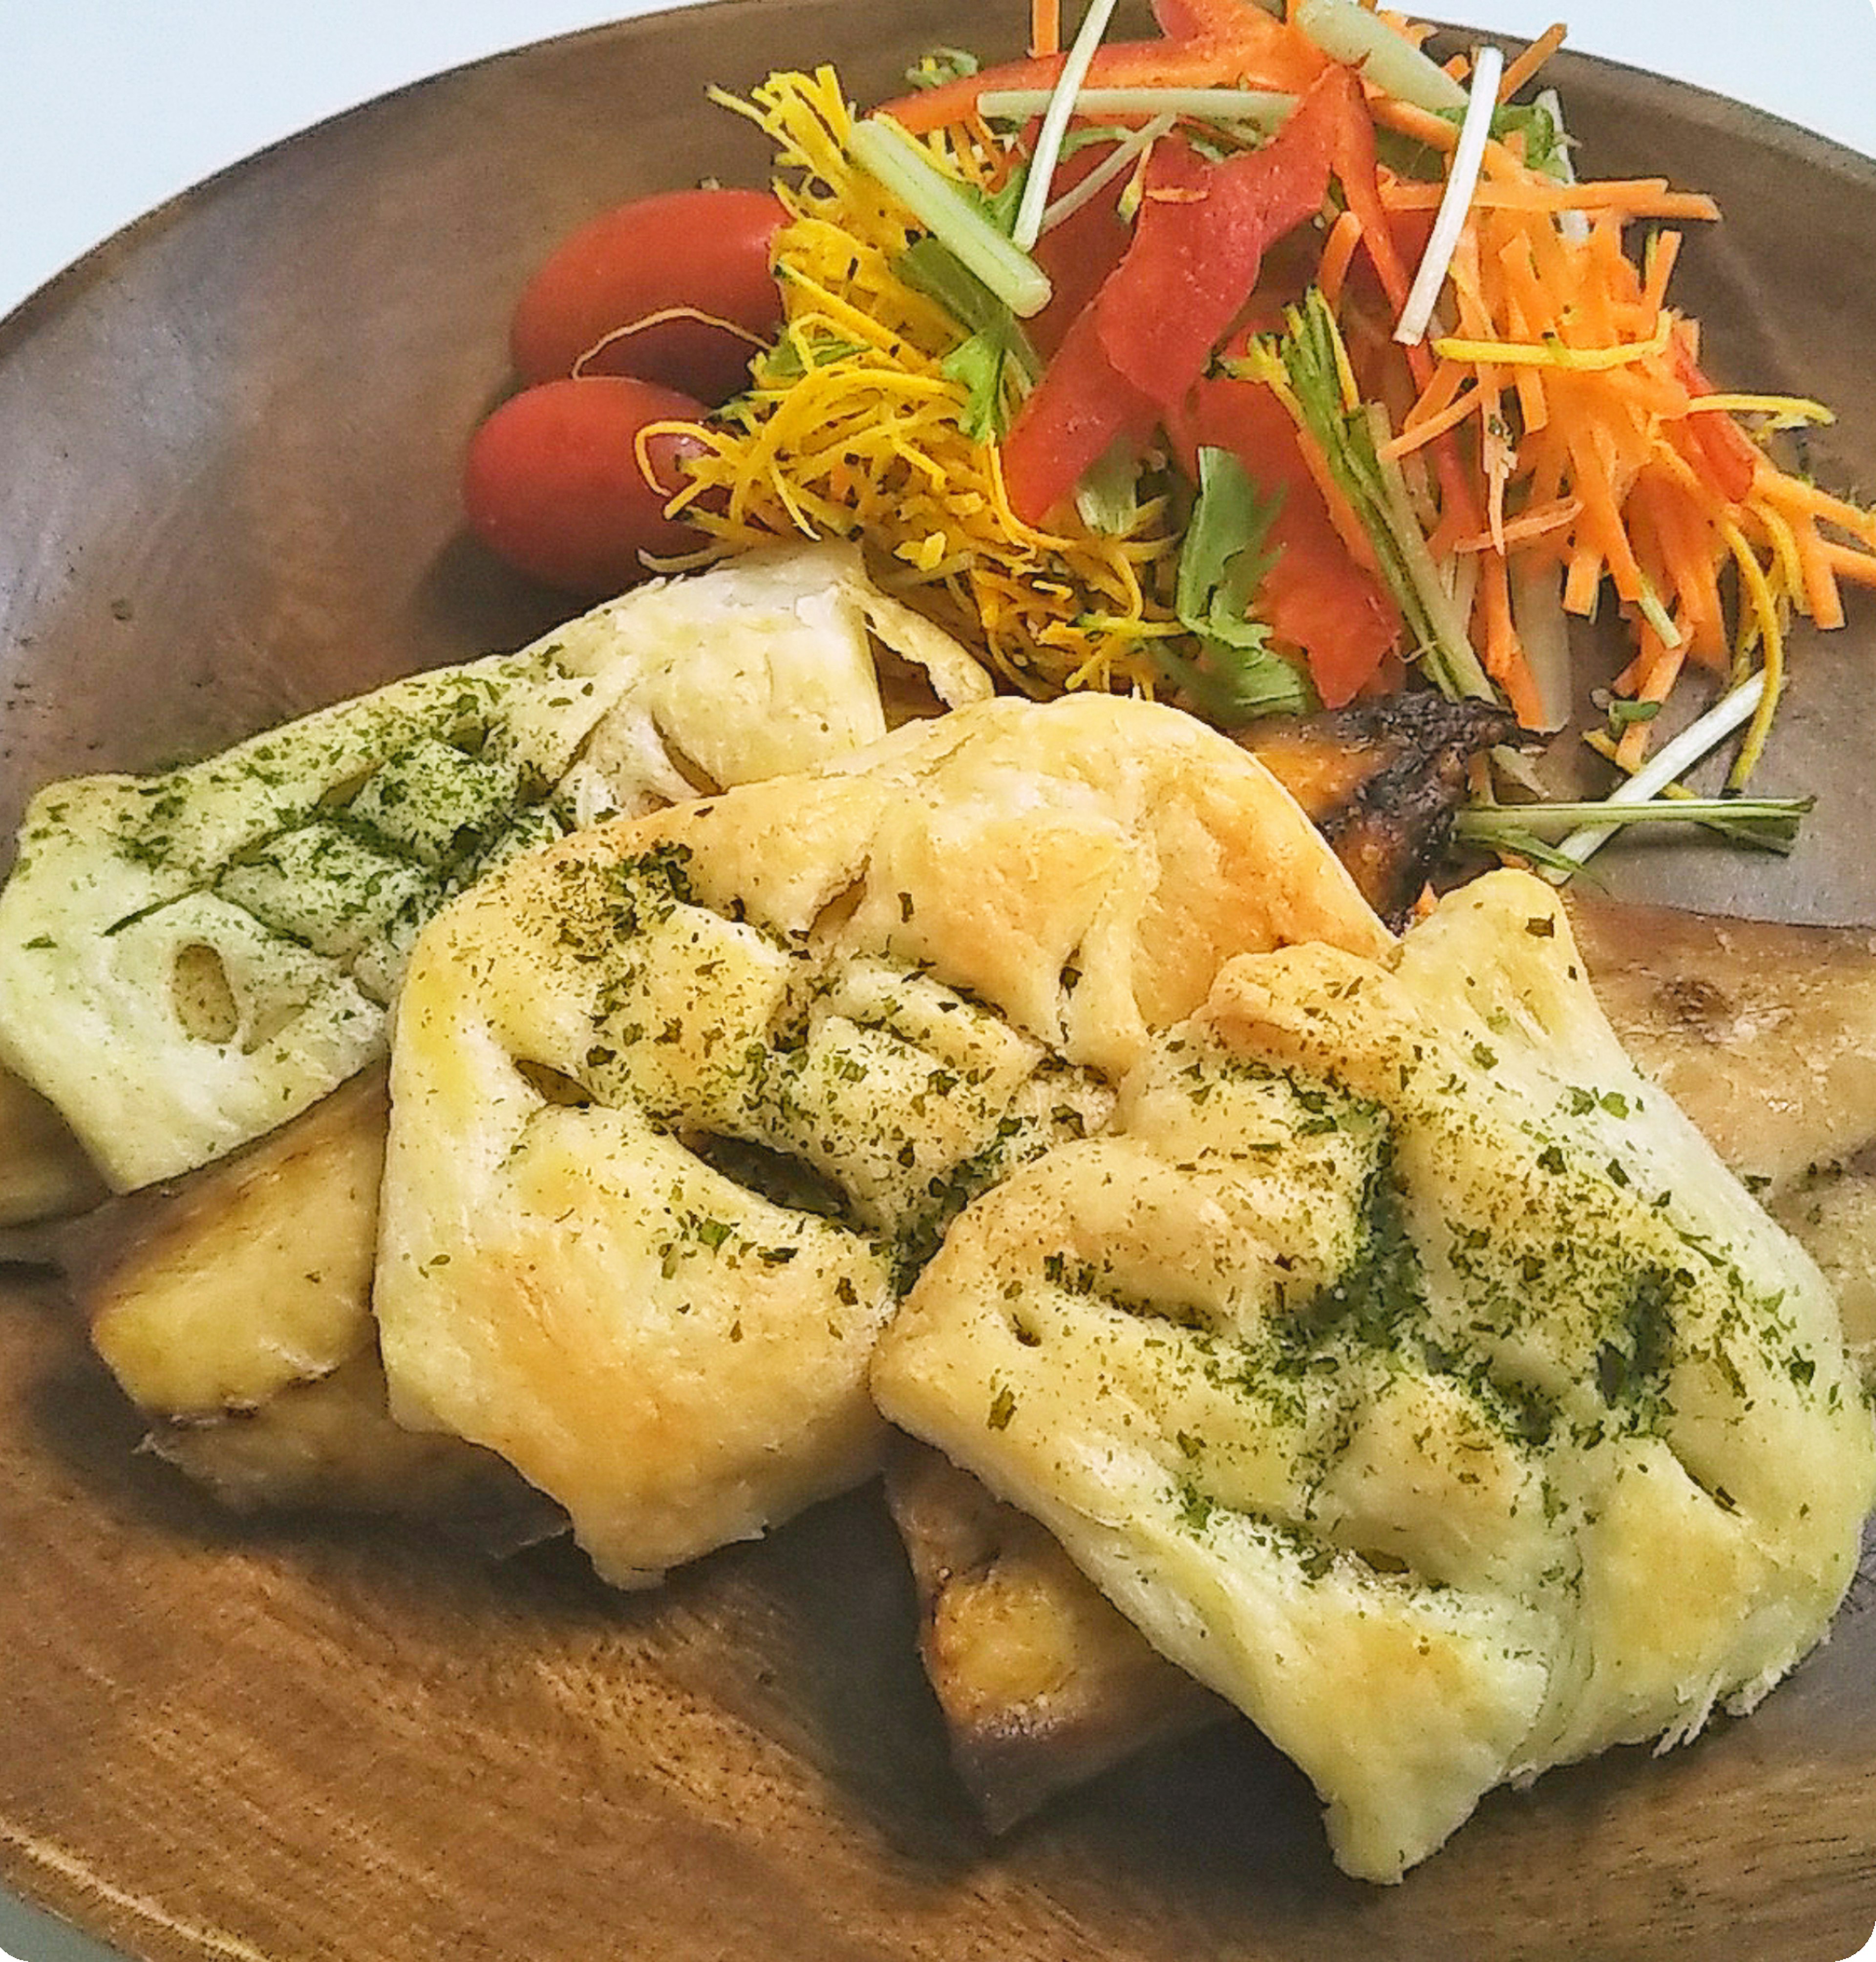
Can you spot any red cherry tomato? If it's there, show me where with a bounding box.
[510,187,786,405]
[462,375,710,595]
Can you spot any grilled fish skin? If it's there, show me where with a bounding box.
[1240,694,1522,928]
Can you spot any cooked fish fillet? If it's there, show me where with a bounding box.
[1569,894,1876,1372]
[873,870,1876,1883]
[60,1064,533,1524]
[0,543,989,1195]
[880,1436,1223,1829]
[74,1066,392,1421]
[374,695,1388,1587]
[145,1348,557,1539]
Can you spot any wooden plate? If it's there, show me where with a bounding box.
[2,6,1874,1958]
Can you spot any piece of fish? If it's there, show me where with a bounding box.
[1240,693,1522,928]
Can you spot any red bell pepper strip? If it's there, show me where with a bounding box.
[1152,0,1279,42]
[1025,145,1135,361]
[1095,81,1339,399]
[999,301,1165,526]
[1668,332,1759,504]
[1002,69,1344,525]
[1314,63,1415,316]
[1171,372,1402,706]
[875,31,1329,134]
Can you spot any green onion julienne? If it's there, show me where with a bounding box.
[847,119,1054,318]
[1010,0,1126,251]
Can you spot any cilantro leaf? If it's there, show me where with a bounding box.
[1165,446,1315,724]
[897,237,1044,441]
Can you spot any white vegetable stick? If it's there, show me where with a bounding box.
[1012,0,1125,252]
[1552,672,1769,869]
[979,86,1295,125]
[1040,113,1174,234]
[1293,0,1467,112]
[1394,45,1506,347]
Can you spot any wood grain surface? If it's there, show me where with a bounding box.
[2,4,1875,1957]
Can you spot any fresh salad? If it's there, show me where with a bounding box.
[460,0,1876,877]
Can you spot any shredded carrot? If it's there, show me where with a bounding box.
[1775,504,1847,629]
[1029,0,1061,59]
[1367,93,1461,151]
[1497,22,1567,101]
[1475,546,1543,726]
[1316,207,1364,309]
[1819,539,1876,588]
[1640,229,1682,319]
[1380,178,1720,222]
[1613,629,1686,770]
[1448,497,1581,553]
[1383,378,1484,458]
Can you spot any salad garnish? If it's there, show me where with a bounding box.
[639,1,1876,872]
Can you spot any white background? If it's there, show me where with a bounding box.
[1,3,1874,1959]
[2,0,1875,319]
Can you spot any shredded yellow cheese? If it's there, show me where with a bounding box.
[671,66,1185,699]
[1429,319,1672,371]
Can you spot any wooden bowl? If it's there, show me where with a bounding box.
[2,6,1874,1958]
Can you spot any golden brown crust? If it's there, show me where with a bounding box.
[882,1437,1221,1830]
[375,696,1387,1589]
[76,1067,392,1419]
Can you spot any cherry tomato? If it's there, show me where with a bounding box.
[510,187,786,405]
[461,375,710,595]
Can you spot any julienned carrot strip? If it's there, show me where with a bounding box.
[1819,539,1876,587]
[1663,522,1728,666]
[1475,545,1540,726]
[1564,540,1605,615]
[1030,0,1061,58]
[1649,438,1747,529]
[1499,302,1550,433]
[1443,230,1510,547]
[1384,376,1481,456]
[1450,497,1580,553]
[1316,207,1364,307]
[1779,506,1847,628]
[1379,179,1720,221]
[1627,467,1723,667]
[1367,94,1460,151]
[1613,623,1683,699]
[1641,230,1682,321]
[1497,21,1567,101]
[1614,633,1686,770]
[1758,472,1876,548]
